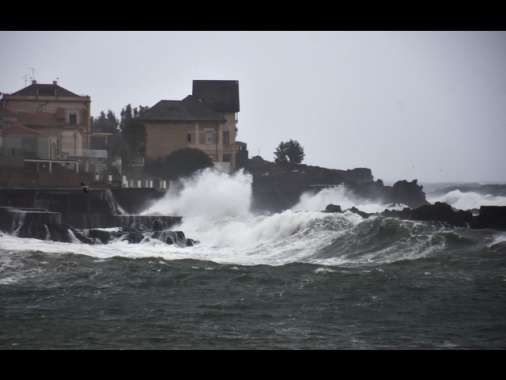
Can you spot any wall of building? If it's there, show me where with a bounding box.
[1,135,51,158]
[145,122,191,160]
[188,121,219,162]
[2,89,91,152]
[222,111,237,171]
[145,116,239,172]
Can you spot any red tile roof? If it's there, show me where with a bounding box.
[9,81,84,98]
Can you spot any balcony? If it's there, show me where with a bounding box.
[61,149,108,158]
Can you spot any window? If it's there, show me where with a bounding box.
[223,131,230,146]
[205,131,213,144]
[69,113,77,125]
[187,133,192,143]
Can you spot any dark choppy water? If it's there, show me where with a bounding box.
[1,172,506,349]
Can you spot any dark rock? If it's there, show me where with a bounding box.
[378,202,506,231]
[408,202,473,227]
[324,204,342,213]
[70,229,96,244]
[347,206,371,218]
[152,219,164,232]
[126,231,145,244]
[87,228,118,244]
[243,157,429,213]
[380,207,412,220]
[347,179,391,205]
[152,230,190,247]
[391,179,430,209]
[472,206,506,230]
[186,238,197,246]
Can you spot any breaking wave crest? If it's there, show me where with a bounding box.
[2,170,506,267]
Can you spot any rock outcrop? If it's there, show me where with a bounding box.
[324,201,506,231]
[244,156,429,213]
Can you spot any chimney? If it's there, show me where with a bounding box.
[32,80,37,84]
[53,81,57,85]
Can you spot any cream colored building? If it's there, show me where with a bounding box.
[138,80,240,172]
[0,80,91,157]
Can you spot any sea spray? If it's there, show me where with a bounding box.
[428,189,506,210]
[141,168,253,219]
[137,168,368,256]
[4,173,504,268]
[292,184,406,213]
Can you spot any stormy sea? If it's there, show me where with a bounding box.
[1,169,506,350]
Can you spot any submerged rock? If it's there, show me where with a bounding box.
[322,202,506,231]
[381,203,505,230]
[472,206,506,230]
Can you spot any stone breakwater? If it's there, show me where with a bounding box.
[0,187,195,246]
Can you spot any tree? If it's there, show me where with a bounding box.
[274,139,305,167]
[91,110,119,134]
[90,105,149,176]
[119,104,149,173]
[144,148,214,180]
[120,104,147,156]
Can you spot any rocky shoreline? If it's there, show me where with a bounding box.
[243,156,430,213]
[243,157,506,232]
[323,202,506,231]
[1,158,505,246]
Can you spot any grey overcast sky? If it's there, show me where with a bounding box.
[1,31,505,184]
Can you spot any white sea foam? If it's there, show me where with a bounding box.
[0,169,367,266]
[2,171,504,267]
[490,232,506,247]
[141,168,253,220]
[428,189,506,210]
[292,185,402,213]
[138,168,363,255]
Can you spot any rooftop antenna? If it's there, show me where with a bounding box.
[28,67,35,81]
[21,74,29,86]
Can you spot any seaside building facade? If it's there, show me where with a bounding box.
[0,79,246,189]
[0,80,107,188]
[137,80,240,173]
[0,80,92,157]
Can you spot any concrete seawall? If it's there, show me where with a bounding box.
[0,187,176,230]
